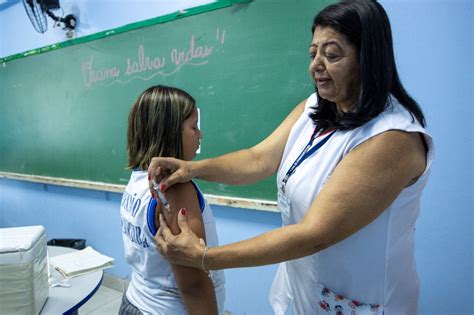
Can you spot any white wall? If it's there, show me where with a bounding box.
[0,0,214,58]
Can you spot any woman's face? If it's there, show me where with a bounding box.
[309,26,360,112]
[181,107,202,161]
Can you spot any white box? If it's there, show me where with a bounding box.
[0,225,49,315]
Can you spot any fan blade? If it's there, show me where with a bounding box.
[22,0,48,33]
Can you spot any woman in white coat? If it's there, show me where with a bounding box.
[150,1,433,314]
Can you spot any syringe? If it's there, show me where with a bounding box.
[152,181,170,212]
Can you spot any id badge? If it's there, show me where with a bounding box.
[277,189,291,218]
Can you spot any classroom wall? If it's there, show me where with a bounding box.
[0,0,215,58]
[382,2,473,315]
[0,178,280,315]
[0,1,472,315]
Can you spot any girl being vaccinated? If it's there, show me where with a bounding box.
[120,85,225,315]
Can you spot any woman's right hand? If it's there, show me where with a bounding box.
[148,157,194,195]
[147,98,306,196]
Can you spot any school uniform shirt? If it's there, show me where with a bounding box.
[120,170,225,315]
[270,93,434,315]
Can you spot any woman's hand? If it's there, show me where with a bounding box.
[148,157,194,196]
[155,209,206,269]
[148,99,306,196]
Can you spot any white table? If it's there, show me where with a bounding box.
[40,246,103,315]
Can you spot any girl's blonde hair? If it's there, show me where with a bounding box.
[127,85,195,169]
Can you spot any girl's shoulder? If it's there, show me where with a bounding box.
[164,181,201,216]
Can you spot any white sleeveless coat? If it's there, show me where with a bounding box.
[120,170,225,314]
[270,93,434,315]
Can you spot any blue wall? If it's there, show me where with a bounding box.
[382,2,473,314]
[0,178,281,315]
[0,0,472,314]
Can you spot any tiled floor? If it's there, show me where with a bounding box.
[79,285,122,315]
[79,283,233,315]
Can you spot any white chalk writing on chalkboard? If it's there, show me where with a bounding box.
[81,28,226,88]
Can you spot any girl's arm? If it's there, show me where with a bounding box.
[158,182,217,315]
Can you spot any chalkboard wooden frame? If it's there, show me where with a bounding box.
[0,172,278,211]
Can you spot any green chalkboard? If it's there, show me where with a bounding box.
[0,0,334,202]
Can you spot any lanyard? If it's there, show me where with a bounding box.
[280,128,336,193]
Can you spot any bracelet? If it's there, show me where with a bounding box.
[201,246,209,275]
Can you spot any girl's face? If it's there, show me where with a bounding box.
[181,107,202,161]
[309,26,360,113]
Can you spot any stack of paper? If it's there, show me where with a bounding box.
[49,246,114,278]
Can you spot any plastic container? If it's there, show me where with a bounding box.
[0,225,49,315]
[47,238,86,250]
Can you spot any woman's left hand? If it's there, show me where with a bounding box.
[155,209,206,269]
